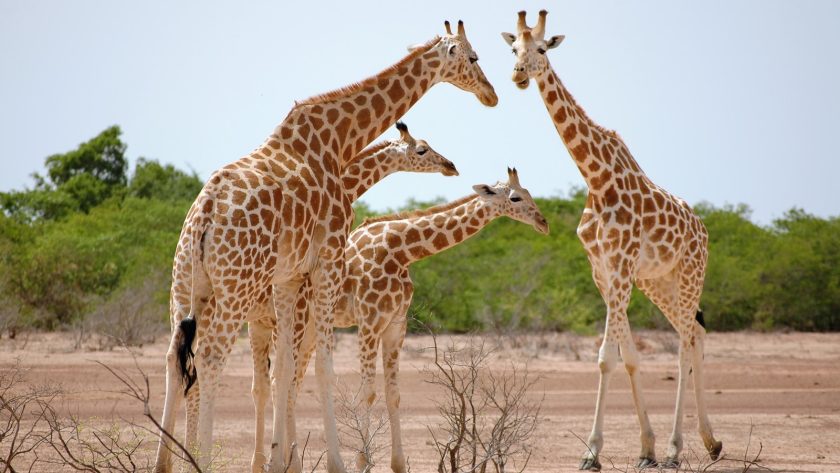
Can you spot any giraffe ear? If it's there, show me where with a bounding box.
[395,121,414,145]
[507,167,521,187]
[545,35,565,50]
[501,32,516,46]
[472,184,498,197]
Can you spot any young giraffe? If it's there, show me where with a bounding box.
[242,121,457,473]
[503,10,722,470]
[290,168,548,473]
[155,20,496,473]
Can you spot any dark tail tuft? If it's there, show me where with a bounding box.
[177,317,198,395]
[695,310,706,329]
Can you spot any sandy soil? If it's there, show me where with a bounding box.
[2,331,839,472]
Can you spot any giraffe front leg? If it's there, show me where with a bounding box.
[355,318,379,473]
[381,316,407,473]
[579,334,618,471]
[268,281,304,473]
[310,255,347,473]
[617,317,657,468]
[249,317,274,473]
[580,258,634,471]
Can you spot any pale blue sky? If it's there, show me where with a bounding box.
[2,1,839,224]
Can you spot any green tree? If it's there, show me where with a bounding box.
[0,126,128,221]
[128,158,203,201]
[757,210,840,330]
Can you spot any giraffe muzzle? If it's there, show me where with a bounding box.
[441,161,459,177]
[512,71,530,90]
[478,87,499,107]
[534,215,550,235]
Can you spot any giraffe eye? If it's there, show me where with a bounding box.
[417,148,428,155]
[510,196,522,203]
[511,48,517,55]
[537,47,546,55]
[469,56,478,64]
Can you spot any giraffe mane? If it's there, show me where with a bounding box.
[297,36,442,106]
[360,194,479,227]
[344,140,395,167]
[549,66,622,141]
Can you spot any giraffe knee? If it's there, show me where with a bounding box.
[598,357,616,374]
[598,343,619,374]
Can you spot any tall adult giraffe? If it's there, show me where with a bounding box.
[502,10,722,470]
[154,20,496,473]
[244,121,458,473]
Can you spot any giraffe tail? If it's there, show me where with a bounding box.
[177,316,198,395]
[176,190,212,396]
[695,309,706,329]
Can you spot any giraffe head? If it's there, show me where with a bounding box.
[393,122,458,176]
[501,10,565,90]
[472,168,549,235]
[427,20,498,107]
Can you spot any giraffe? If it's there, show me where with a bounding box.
[154,19,496,473]
[502,10,722,470]
[242,121,458,473]
[287,167,548,473]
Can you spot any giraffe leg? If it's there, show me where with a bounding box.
[381,315,407,473]
[309,255,347,473]
[616,317,657,468]
[283,280,315,470]
[638,265,721,467]
[250,317,274,473]
[156,290,212,473]
[194,314,241,471]
[294,318,316,395]
[690,322,723,459]
[268,281,304,473]
[355,317,379,473]
[185,378,200,454]
[662,331,692,467]
[580,258,634,471]
[154,329,187,473]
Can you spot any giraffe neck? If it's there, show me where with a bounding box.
[274,39,445,167]
[341,143,403,202]
[536,66,644,193]
[398,196,500,265]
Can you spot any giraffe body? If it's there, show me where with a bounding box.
[503,10,721,470]
[155,22,496,473]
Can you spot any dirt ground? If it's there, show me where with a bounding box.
[2,330,839,472]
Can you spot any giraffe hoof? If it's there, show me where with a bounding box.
[709,440,723,460]
[662,457,680,469]
[579,455,601,471]
[636,457,657,469]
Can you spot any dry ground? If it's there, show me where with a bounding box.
[2,331,839,472]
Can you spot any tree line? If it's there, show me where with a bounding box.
[1,127,837,336]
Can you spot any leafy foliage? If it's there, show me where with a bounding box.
[1,126,129,222]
